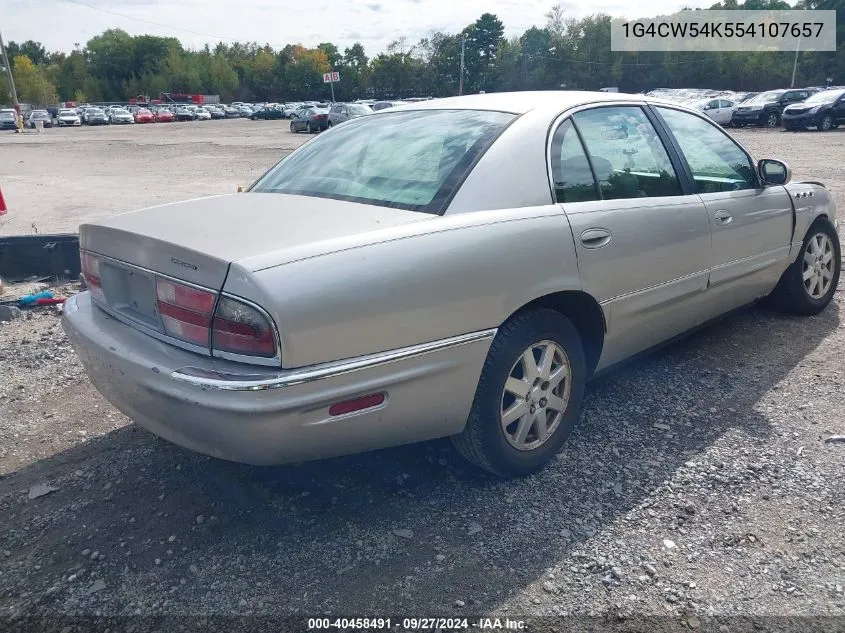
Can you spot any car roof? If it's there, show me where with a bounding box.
[395,90,656,115]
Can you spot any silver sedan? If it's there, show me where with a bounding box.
[63,91,841,477]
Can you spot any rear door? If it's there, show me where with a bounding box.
[551,105,713,370]
[653,105,794,315]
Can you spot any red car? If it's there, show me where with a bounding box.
[154,109,175,123]
[134,108,155,123]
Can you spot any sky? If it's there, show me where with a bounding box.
[2,0,714,58]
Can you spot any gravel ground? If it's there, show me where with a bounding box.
[0,122,844,631]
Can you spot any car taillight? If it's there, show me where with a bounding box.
[80,251,105,303]
[212,296,276,358]
[156,278,216,347]
[317,114,327,120]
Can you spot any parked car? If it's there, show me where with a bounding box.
[174,106,195,122]
[84,108,109,125]
[327,103,373,127]
[731,88,817,127]
[289,106,330,133]
[0,109,18,130]
[56,108,82,127]
[236,105,254,117]
[27,110,53,128]
[206,106,226,119]
[134,108,155,124]
[250,106,286,120]
[110,108,135,124]
[782,87,845,131]
[154,108,175,123]
[223,106,241,118]
[63,91,841,477]
[282,103,303,118]
[194,107,212,121]
[371,100,406,111]
[691,98,736,126]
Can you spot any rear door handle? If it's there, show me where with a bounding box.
[714,210,733,225]
[580,228,612,249]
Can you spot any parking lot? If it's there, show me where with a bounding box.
[1,120,844,627]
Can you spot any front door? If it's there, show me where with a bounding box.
[654,106,794,316]
[551,105,713,371]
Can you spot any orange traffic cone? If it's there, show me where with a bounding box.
[0,187,6,216]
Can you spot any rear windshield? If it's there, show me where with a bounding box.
[251,109,514,213]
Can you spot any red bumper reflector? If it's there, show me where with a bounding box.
[329,393,386,417]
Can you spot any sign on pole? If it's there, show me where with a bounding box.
[323,71,340,102]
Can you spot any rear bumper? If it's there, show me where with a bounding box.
[62,292,490,465]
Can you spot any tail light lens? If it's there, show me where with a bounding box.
[81,256,277,362]
[212,296,277,358]
[156,278,216,347]
[80,251,105,303]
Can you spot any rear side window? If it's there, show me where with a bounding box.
[550,120,600,203]
[572,106,683,200]
[252,109,514,213]
[656,107,756,193]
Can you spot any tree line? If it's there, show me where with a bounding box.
[1,0,843,107]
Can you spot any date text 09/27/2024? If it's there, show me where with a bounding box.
[307,617,527,630]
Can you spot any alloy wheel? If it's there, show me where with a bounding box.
[767,113,778,127]
[820,115,833,131]
[500,340,571,451]
[802,232,836,299]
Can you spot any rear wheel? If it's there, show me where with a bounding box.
[451,308,586,477]
[767,218,841,316]
[290,121,296,133]
[306,122,313,133]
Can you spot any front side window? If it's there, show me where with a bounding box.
[251,109,514,213]
[656,107,756,194]
[572,106,682,200]
[549,119,600,203]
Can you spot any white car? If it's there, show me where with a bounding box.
[194,107,212,121]
[693,98,736,126]
[109,108,135,124]
[57,109,82,126]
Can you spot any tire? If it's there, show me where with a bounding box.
[290,122,296,133]
[766,112,779,128]
[306,122,313,133]
[328,121,333,128]
[451,308,587,477]
[767,217,841,316]
[819,114,833,131]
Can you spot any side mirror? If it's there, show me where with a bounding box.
[758,159,791,186]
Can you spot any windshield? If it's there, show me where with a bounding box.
[804,89,845,104]
[749,91,784,104]
[0,111,15,120]
[251,109,514,213]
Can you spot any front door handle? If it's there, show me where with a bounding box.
[714,210,733,225]
[580,228,612,249]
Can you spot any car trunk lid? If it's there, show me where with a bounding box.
[80,193,432,331]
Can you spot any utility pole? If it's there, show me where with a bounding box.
[458,36,466,96]
[790,33,802,88]
[0,29,21,132]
